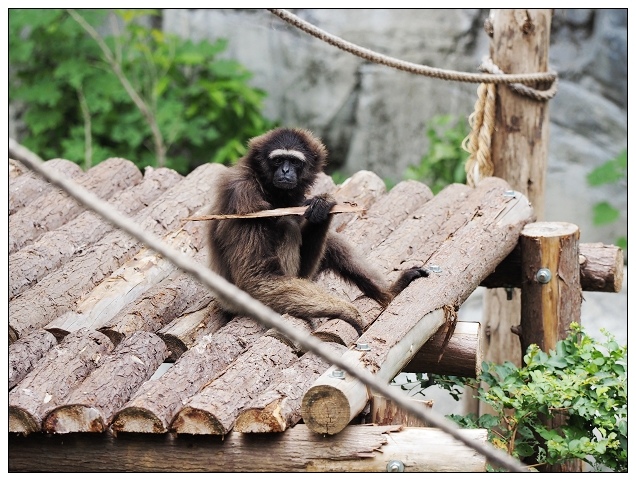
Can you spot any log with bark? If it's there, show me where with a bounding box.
[9,158,83,215]
[302,178,535,434]
[404,320,482,377]
[110,316,267,433]
[9,329,58,390]
[99,252,217,347]
[171,331,301,435]
[157,301,227,361]
[480,242,624,293]
[45,211,211,339]
[9,329,114,434]
[9,167,182,299]
[9,157,27,178]
[234,342,348,433]
[9,162,226,344]
[42,331,169,433]
[9,158,142,254]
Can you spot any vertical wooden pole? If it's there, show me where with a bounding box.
[519,221,582,355]
[481,8,552,371]
[520,221,583,473]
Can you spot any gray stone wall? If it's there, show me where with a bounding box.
[162,9,626,248]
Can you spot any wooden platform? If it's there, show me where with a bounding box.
[9,158,537,472]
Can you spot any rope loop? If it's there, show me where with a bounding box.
[480,56,558,101]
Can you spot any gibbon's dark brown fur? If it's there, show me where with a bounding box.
[207,127,428,334]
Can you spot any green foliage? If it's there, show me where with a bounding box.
[404,114,469,193]
[9,9,274,173]
[437,324,627,472]
[586,149,627,251]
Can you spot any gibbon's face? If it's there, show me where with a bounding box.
[269,150,305,190]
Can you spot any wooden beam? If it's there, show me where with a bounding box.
[9,425,488,472]
[404,320,482,377]
[480,242,623,293]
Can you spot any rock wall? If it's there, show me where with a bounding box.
[162,8,626,248]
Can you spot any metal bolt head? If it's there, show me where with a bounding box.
[329,369,345,379]
[536,268,552,284]
[387,460,405,472]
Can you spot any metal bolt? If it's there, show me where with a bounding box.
[505,287,514,300]
[387,460,405,472]
[503,190,516,197]
[355,342,371,351]
[536,268,552,284]
[428,264,442,274]
[329,369,345,379]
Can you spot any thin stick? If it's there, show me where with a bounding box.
[186,204,364,221]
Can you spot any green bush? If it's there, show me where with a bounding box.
[587,149,627,251]
[435,324,627,472]
[9,9,275,174]
[404,114,469,193]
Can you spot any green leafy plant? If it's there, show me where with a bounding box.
[435,324,626,472]
[587,149,627,251]
[9,9,274,173]
[404,114,469,193]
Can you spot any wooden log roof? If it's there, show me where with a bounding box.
[9,157,536,471]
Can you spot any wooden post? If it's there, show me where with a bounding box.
[519,222,582,354]
[519,221,583,473]
[480,8,552,379]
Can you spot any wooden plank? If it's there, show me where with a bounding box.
[43,331,168,433]
[9,157,142,254]
[302,178,535,434]
[9,425,488,472]
[9,158,82,215]
[9,329,114,434]
[9,167,182,299]
[9,162,226,344]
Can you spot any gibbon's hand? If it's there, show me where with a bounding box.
[303,194,337,224]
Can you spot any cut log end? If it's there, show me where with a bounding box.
[171,407,225,435]
[9,406,39,434]
[301,385,352,435]
[43,405,105,433]
[110,407,168,434]
[234,402,287,433]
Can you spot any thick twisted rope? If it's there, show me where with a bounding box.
[269,8,557,87]
[463,82,496,187]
